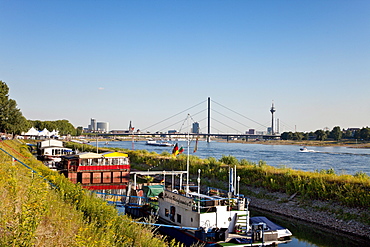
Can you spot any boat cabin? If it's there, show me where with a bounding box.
[61,152,130,190]
[158,189,246,232]
[37,139,73,162]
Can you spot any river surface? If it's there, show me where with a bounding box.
[96,140,370,176]
[92,140,369,246]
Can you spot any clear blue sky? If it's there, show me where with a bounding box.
[1,0,369,133]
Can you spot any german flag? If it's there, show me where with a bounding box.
[193,136,199,153]
[172,143,179,156]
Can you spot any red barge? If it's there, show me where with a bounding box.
[61,151,130,191]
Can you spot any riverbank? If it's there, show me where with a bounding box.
[244,185,370,243]
[218,138,370,148]
[81,135,370,148]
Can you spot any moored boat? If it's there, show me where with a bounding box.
[37,139,73,169]
[146,140,174,147]
[104,181,292,247]
[155,186,292,246]
[60,151,131,191]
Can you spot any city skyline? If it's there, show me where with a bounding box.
[1,1,369,133]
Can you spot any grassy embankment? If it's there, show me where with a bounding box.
[65,141,370,225]
[0,140,181,247]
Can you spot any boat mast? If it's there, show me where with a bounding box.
[96,134,98,153]
[186,114,190,194]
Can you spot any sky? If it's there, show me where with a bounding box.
[1,0,369,134]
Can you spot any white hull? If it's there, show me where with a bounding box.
[156,189,291,246]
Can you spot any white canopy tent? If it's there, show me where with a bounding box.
[38,128,51,137]
[49,129,59,137]
[22,127,39,136]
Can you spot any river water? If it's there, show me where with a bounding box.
[93,140,369,246]
[97,140,370,176]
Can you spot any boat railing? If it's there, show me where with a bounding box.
[186,193,244,212]
[206,186,244,198]
[94,191,159,211]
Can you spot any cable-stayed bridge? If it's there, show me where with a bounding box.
[101,97,287,141]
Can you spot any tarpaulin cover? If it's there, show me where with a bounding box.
[143,185,164,197]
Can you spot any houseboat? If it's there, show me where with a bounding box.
[37,139,73,164]
[61,151,130,192]
[155,187,292,247]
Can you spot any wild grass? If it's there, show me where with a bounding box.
[75,141,370,209]
[0,140,181,247]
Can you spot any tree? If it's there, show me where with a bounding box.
[302,133,309,140]
[343,129,353,139]
[29,119,77,136]
[281,132,293,140]
[314,129,327,141]
[359,127,370,141]
[330,126,342,141]
[292,132,303,141]
[0,81,29,135]
[76,126,83,136]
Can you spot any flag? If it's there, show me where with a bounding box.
[178,146,184,154]
[172,143,179,156]
[160,179,165,183]
[193,136,199,153]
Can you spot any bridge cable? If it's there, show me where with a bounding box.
[211,100,268,128]
[212,109,252,130]
[177,113,199,134]
[211,118,244,134]
[156,109,207,133]
[142,99,207,131]
[279,120,295,131]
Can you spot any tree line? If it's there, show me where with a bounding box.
[0,80,81,136]
[2,79,370,140]
[281,126,370,141]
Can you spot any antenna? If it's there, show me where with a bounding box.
[270,102,276,135]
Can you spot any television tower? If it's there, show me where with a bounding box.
[270,102,276,135]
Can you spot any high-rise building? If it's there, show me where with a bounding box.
[97,122,109,132]
[192,122,200,134]
[90,118,97,131]
[248,129,255,135]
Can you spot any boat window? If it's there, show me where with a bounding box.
[177,214,181,224]
[170,206,175,221]
[165,208,169,217]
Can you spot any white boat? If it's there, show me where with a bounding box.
[299,146,315,152]
[37,139,73,162]
[155,186,292,246]
[146,140,174,147]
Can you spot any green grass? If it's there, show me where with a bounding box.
[0,140,182,247]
